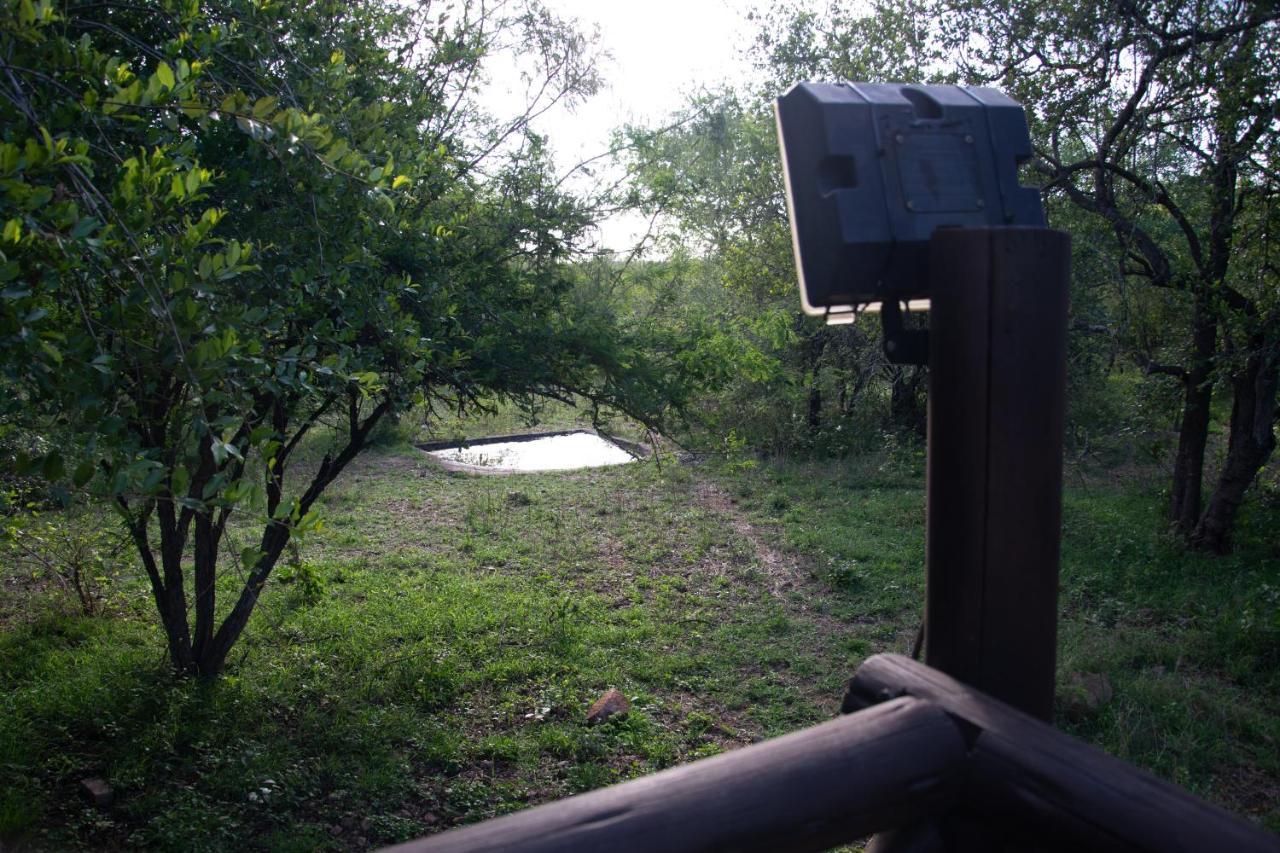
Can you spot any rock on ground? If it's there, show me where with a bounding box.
[587,689,630,725]
[79,778,114,808]
[1059,672,1114,720]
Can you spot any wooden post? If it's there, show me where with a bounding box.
[924,227,1070,721]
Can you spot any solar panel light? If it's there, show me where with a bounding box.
[774,82,1045,331]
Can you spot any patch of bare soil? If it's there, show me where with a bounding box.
[1210,762,1280,824]
[693,478,851,640]
[693,480,803,595]
[691,473,870,676]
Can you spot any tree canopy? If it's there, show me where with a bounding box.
[939,0,1280,551]
[0,0,689,675]
[622,0,1278,549]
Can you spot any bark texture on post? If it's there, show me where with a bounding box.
[924,227,1070,722]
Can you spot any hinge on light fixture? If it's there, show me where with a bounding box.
[879,299,929,365]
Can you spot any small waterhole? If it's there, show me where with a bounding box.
[419,430,640,473]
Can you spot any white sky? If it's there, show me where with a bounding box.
[483,0,761,250]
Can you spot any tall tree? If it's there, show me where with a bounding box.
[619,93,896,451]
[940,0,1280,550]
[749,1,943,440]
[749,0,943,90]
[747,0,1279,549]
[0,0,682,676]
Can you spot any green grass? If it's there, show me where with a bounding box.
[0,440,1276,849]
[0,450,857,850]
[725,453,1279,825]
[1055,486,1280,805]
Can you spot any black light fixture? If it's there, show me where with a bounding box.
[774,81,1044,333]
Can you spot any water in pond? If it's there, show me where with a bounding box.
[426,431,636,472]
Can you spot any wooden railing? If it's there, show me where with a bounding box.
[384,654,1277,853]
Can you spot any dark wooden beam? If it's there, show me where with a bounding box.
[925,227,1071,721]
[383,697,967,853]
[845,654,1280,853]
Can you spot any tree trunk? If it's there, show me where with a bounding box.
[198,522,292,677]
[1169,303,1217,534]
[890,366,927,439]
[191,511,221,663]
[153,507,197,676]
[807,381,822,432]
[153,543,196,676]
[803,329,828,435]
[197,399,393,676]
[160,592,197,675]
[1191,342,1278,552]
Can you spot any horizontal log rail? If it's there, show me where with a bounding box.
[844,654,1279,853]
[384,655,1278,853]
[385,696,968,853]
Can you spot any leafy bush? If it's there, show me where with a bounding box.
[0,507,127,617]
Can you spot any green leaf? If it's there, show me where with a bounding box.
[201,472,227,499]
[72,460,94,487]
[171,465,189,497]
[209,437,243,466]
[296,510,323,534]
[222,480,246,502]
[252,96,277,119]
[235,115,258,138]
[324,139,349,161]
[156,62,175,89]
[41,451,64,481]
[26,187,52,209]
[272,498,297,521]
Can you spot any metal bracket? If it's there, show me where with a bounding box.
[881,299,929,365]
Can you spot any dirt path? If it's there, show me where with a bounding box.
[694,480,803,597]
[693,477,855,639]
